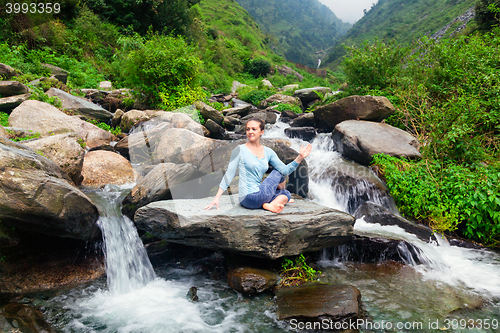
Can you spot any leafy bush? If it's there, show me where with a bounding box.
[373,154,500,247]
[0,112,9,127]
[271,103,302,114]
[476,0,500,31]
[239,88,275,106]
[244,58,271,78]
[279,254,321,287]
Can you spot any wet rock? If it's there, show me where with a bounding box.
[332,120,421,165]
[120,109,150,133]
[276,284,362,322]
[134,194,354,260]
[280,109,299,120]
[9,100,114,149]
[81,150,137,187]
[186,287,199,302]
[289,113,314,127]
[314,95,395,131]
[293,87,332,105]
[0,93,31,112]
[0,63,20,79]
[0,138,98,239]
[0,81,29,96]
[222,116,238,130]
[2,303,56,333]
[265,111,277,124]
[259,94,302,109]
[122,162,201,218]
[284,127,316,142]
[241,111,267,124]
[227,267,277,294]
[223,105,253,118]
[46,88,113,121]
[24,132,85,185]
[195,101,224,126]
[354,202,436,243]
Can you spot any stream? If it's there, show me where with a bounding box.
[38,119,500,332]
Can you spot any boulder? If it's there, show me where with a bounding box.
[0,222,19,248]
[222,116,239,130]
[276,284,361,323]
[241,111,267,124]
[280,84,299,92]
[99,81,112,90]
[81,150,137,187]
[41,63,68,84]
[2,303,56,333]
[227,267,277,294]
[284,127,316,142]
[134,194,354,259]
[0,138,99,239]
[354,202,436,242]
[261,79,273,88]
[314,95,395,131]
[280,109,299,120]
[259,94,302,109]
[289,113,315,127]
[148,111,209,137]
[0,126,9,138]
[232,98,252,108]
[46,88,113,121]
[120,109,150,133]
[332,120,421,165]
[293,87,332,105]
[111,108,124,127]
[223,105,253,118]
[204,118,229,140]
[194,101,224,126]
[0,63,19,79]
[0,93,31,112]
[9,100,114,149]
[274,65,303,82]
[0,81,29,96]
[24,132,85,185]
[265,111,277,124]
[122,163,201,218]
[231,80,248,93]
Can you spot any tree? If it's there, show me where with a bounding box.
[476,0,500,30]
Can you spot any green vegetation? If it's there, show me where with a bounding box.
[235,0,351,67]
[476,0,500,30]
[324,0,477,68]
[272,103,302,114]
[0,112,9,127]
[87,119,122,136]
[10,131,41,142]
[340,25,500,246]
[239,87,275,106]
[279,254,321,287]
[77,138,86,149]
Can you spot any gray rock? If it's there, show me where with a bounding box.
[354,202,436,242]
[204,118,228,140]
[0,137,99,239]
[274,65,303,82]
[265,111,277,124]
[99,81,112,90]
[111,109,124,127]
[194,101,224,126]
[24,132,85,185]
[276,284,361,322]
[227,267,277,294]
[46,88,113,121]
[259,94,302,109]
[231,80,248,93]
[134,194,354,259]
[120,109,150,133]
[0,81,29,96]
[284,127,316,142]
[0,93,31,112]
[0,63,20,79]
[293,87,332,105]
[150,110,209,137]
[222,116,239,130]
[314,95,395,131]
[280,84,299,92]
[289,113,314,127]
[9,100,114,149]
[261,79,273,88]
[223,105,253,118]
[41,63,68,84]
[0,126,9,138]
[232,98,252,108]
[332,120,421,165]
[122,163,201,218]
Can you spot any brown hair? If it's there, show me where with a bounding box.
[245,118,265,131]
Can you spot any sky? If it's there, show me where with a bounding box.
[318,0,379,24]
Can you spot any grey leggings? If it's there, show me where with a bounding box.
[239,170,291,209]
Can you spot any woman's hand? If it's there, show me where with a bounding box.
[299,144,312,159]
[204,188,224,210]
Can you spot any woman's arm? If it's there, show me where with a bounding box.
[204,187,224,210]
[268,144,312,175]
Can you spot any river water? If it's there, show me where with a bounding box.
[40,119,500,332]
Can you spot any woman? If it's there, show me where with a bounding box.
[204,118,312,213]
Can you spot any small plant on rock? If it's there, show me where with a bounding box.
[278,254,321,287]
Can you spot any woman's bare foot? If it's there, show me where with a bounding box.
[263,202,284,213]
[289,199,294,203]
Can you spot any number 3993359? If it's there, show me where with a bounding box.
[5,2,61,14]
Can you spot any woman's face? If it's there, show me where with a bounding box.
[246,120,264,142]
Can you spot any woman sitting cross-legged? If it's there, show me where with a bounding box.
[204,118,312,214]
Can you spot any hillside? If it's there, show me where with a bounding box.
[323,0,476,68]
[234,0,352,67]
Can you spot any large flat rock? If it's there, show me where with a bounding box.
[134,195,355,259]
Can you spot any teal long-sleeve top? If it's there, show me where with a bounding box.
[219,144,299,197]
